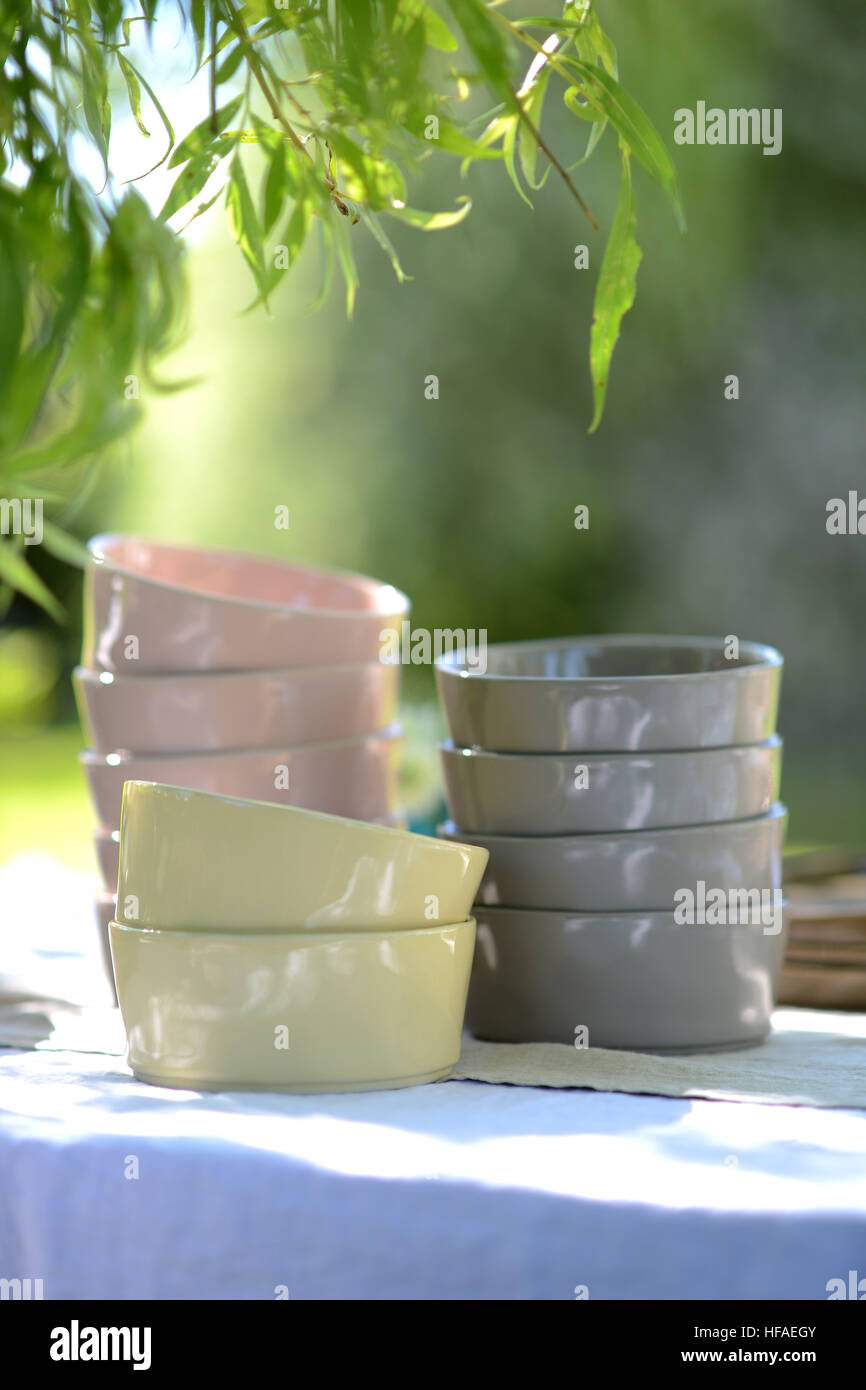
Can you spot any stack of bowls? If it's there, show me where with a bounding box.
[436,636,788,1052]
[110,782,488,1092]
[74,534,410,970]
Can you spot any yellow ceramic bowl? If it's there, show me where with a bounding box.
[117,781,488,931]
[109,918,476,1092]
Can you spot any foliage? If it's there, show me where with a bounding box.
[0,0,681,614]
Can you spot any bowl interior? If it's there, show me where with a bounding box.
[440,636,781,680]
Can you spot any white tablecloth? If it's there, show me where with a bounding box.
[1,1046,865,1300]
[1,857,864,1300]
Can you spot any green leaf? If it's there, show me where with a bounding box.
[563,87,607,166]
[0,541,64,621]
[190,0,207,66]
[125,61,176,175]
[226,156,266,292]
[416,3,459,51]
[579,115,607,164]
[160,154,219,221]
[76,48,110,171]
[577,12,618,78]
[118,54,150,138]
[216,44,246,86]
[563,86,598,123]
[517,67,552,191]
[502,116,532,208]
[39,521,91,568]
[263,141,286,233]
[330,209,359,316]
[447,0,517,109]
[477,109,532,206]
[386,197,472,230]
[563,57,684,227]
[0,253,25,408]
[282,197,312,266]
[433,120,503,161]
[588,149,642,433]
[177,186,226,233]
[307,219,335,315]
[168,98,243,168]
[361,210,409,284]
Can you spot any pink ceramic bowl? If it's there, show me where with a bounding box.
[94,828,121,890]
[82,535,409,673]
[74,660,399,755]
[95,892,117,1003]
[81,727,403,830]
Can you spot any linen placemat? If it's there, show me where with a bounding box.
[452,1007,866,1109]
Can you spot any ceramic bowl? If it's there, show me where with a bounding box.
[82,727,402,829]
[74,659,398,754]
[110,918,475,1091]
[439,736,782,834]
[117,781,488,931]
[82,534,410,673]
[439,805,787,913]
[95,893,117,1003]
[94,829,121,891]
[466,906,788,1051]
[436,635,783,752]
[94,810,407,893]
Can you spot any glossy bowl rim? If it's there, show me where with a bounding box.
[109,916,476,944]
[88,533,411,620]
[123,780,488,863]
[440,802,788,845]
[435,633,784,682]
[439,734,783,763]
[80,724,403,768]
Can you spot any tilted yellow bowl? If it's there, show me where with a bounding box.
[117,781,488,931]
[110,918,476,1092]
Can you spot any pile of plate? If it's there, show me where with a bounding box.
[778,849,866,1010]
[74,534,409,975]
[436,635,789,1052]
[110,782,488,1092]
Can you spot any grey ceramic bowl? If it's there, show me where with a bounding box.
[439,804,787,913]
[440,736,782,835]
[436,635,783,752]
[466,905,788,1051]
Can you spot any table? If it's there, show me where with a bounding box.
[1,1045,864,1300]
[1,857,864,1301]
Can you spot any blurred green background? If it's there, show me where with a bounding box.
[1,0,864,876]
